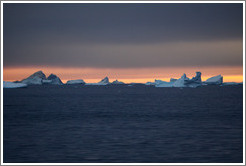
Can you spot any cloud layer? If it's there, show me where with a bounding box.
[3,3,243,68]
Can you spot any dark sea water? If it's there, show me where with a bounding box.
[3,85,243,163]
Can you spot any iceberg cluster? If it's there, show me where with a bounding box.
[147,72,226,88]
[3,70,241,88]
[154,72,203,88]
[85,77,126,85]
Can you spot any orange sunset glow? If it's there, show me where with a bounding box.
[3,66,243,83]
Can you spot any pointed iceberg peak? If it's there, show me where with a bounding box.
[99,77,109,84]
[46,73,63,85]
[21,70,46,85]
[181,73,187,79]
[47,74,58,80]
[29,70,46,79]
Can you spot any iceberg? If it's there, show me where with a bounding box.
[86,77,110,85]
[21,71,46,85]
[66,79,85,84]
[3,81,27,88]
[204,75,223,85]
[42,80,52,84]
[155,79,174,87]
[155,72,202,88]
[98,77,109,85]
[46,74,63,85]
[170,78,177,82]
[111,80,124,84]
[20,71,63,85]
[184,72,202,88]
[145,81,155,85]
[173,74,189,87]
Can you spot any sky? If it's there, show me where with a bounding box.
[3,3,243,83]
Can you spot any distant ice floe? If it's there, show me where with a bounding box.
[222,82,242,86]
[3,81,27,88]
[66,79,85,84]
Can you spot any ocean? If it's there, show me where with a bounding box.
[3,85,243,163]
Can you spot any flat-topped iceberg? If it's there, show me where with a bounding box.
[66,79,85,84]
[204,75,223,85]
[3,81,27,88]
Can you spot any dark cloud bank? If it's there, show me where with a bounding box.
[3,3,243,68]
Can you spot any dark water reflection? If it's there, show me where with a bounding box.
[3,85,243,163]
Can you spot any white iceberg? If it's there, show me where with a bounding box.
[42,80,52,84]
[21,71,46,85]
[155,72,202,88]
[21,71,63,85]
[86,77,110,85]
[172,74,189,87]
[46,74,63,85]
[98,77,109,85]
[155,79,174,87]
[66,79,85,84]
[184,72,202,88]
[3,81,27,88]
[204,75,223,85]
